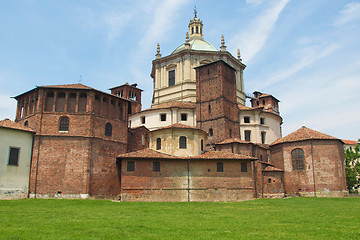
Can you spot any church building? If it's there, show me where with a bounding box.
[5,12,348,201]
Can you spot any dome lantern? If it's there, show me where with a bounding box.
[188,8,203,40]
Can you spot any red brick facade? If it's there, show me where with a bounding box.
[118,153,255,202]
[271,139,347,197]
[14,84,132,198]
[12,79,347,201]
[196,61,240,149]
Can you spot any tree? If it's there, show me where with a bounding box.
[344,139,360,192]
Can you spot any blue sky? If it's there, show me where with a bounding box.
[0,0,359,140]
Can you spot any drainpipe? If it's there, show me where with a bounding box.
[34,96,45,198]
[187,159,190,202]
[253,159,258,198]
[311,140,317,197]
[27,132,35,198]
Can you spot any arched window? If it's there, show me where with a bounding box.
[105,123,112,136]
[201,139,204,152]
[209,128,213,136]
[59,116,69,132]
[156,138,161,150]
[291,148,305,170]
[179,136,187,149]
[24,121,28,127]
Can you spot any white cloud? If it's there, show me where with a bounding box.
[139,0,190,54]
[278,59,360,139]
[104,12,133,42]
[75,4,137,43]
[334,1,360,26]
[229,0,290,62]
[261,43,339,88]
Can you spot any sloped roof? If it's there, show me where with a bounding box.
[238,104,254,110]
[343,140,358,145]
[109,83,143,91]
[262,165,284,172]
[38,83,94,90]
[215,138,269,149]
[118,149,256,161]
[258,93,280,102]
[191,151,256,160]
[151,101,195,110]
[216,138,251,145]
[271,126,341,146]
[14,83,132,102]
[118,148,177,159]
[0,119,35,133]
[154,123,206,133]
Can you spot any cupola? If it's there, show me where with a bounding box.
[188,8,203,40]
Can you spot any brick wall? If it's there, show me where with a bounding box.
[128,127,150,152]
[274,140,347,197]
[119,158,254,202]
[17,86,130,198]
[196,61,240,149]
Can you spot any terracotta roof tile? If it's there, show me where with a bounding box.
[271,126,340,146]
[216,138,251,145]
[118,149,256,161]
[215,138,269,149]
[109,83,143,91]
[262,165,284,172]
[259,93,280,102]
[238,104,254,110]
[151,101,195,110]
[154,123,206,133]
[342,140,358,145]
[253,143,270,149]
[39,83,94,90]
[0,119,35,133]
[118,149,177,159]
[35,83,131,102]
[191,151,256,160]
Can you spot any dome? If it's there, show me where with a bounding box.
[172,38,219,54]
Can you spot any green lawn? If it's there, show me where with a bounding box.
[0,197,359,240]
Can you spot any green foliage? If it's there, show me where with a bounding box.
[344,139,360,191]
[0,198,360,239]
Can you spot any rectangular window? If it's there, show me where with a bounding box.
[160,114,166,121]
[127,161,135,171]
[244,116,250,123]
[245,130,251,142]
[8,147,20,166]
[181,113,187,121]
[141,116,145,124]
[156,138,161,150]
[168,70,175,86]
[179,136,187,149]
[217,162,223,172]
[261,132,266,144]
[142,134,145,146]
[260,118,265,125]
[241,163,247,172]
[153,162,160,172]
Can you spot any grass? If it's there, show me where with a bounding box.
[0,197,359,240]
